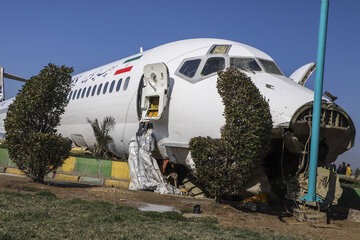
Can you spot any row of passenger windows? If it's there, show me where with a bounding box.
[68,77,130,101]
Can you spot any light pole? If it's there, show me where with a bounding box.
[301,0,329,203]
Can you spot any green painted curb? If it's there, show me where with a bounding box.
[98,159,112,178]
[73,157,113,178]
[79,176,104,185]
[74,157,98,176]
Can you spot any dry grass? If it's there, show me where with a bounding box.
[0,190,296,240]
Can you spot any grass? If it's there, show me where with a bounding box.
[340,178,360,189]
[0,190,296,240]
[338,178,360,210]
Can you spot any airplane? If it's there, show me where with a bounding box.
[0,38,356,197]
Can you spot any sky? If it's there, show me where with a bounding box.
[1,0,359,168]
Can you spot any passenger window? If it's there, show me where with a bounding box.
[103,82,109,94]
[72,90,77,100]
[86,86,92,97]
[68,91,73,100]
[123,77,130,91]
[109,80,115,93]
[91,85,97,96]
[179,59,201,78]
[116,79,122,92]
[201,57,225,76]
[76,89,82,99]
[97,84,103,95]
[230,58,262,72]
[81,87,87,98]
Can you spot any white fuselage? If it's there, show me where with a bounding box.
[0,39,318,161]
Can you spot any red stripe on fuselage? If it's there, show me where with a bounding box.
[114,66,133,75]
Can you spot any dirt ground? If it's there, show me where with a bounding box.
[1,174,359,240]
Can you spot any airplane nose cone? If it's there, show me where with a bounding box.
[251,73,316,127]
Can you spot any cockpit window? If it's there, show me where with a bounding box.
[201,57,225,76]
[179,59,201,78]
[210,45,229,54]
[230,58,262,72]
[258,59,283,75]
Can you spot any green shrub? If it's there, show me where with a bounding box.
[4,64,73,182]
[190,68,272,199]
[87,116,116,158]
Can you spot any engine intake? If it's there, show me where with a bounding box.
[289,101,355,165]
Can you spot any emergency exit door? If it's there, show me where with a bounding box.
[139,62,170,121]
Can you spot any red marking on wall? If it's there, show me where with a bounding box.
[114,66,133,75]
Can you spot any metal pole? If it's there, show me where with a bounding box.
[302,0,329,203]
[0,67,4,101]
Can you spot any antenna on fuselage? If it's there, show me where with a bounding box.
[140,47,143,53]
[0,66,28,101]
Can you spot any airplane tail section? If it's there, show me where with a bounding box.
[0,66,28,102]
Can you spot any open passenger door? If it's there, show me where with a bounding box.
[139,63,170,121]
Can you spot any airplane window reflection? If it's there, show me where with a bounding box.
[103,82,109,94]
[81,87,87,98]
[210,45,229,54]
[97,84,103,95]
[230,58,262,72]
[179,59,201,78]
[123,77,130,91]
[76,89,82,99]
[116,79,122,92]
[68,91,73,100]
[109,80,115,93]
[201,57,225,76]
[86,86,92,97]
[72,90,77,100]
[259,59,283,75]
[92,85,97,96]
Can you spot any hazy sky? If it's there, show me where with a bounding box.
[1,0,359,168]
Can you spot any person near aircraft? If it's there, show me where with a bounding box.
[337,162,346,175]
[346,164,352,176]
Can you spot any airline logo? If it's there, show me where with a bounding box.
[113,55,142,75]
[114,66,133,75]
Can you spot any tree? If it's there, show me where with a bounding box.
[190,68,273,199]
[87,116,116,158]
[355,168,360,182]
[4,64,73,182]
